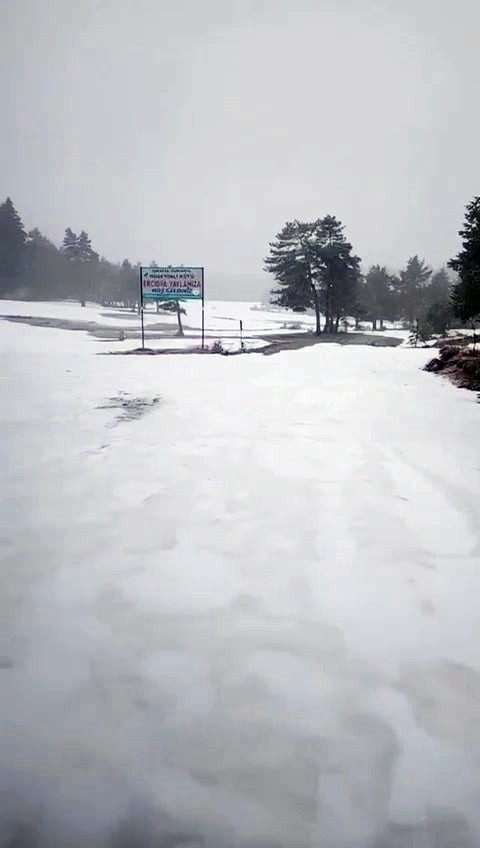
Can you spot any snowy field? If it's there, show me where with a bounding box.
[0,299,320,351]
[0,299,410,352]
[1,309,480,847]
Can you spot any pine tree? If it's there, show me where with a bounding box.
[353,277,370,329]
[95,257,119,306]
[449,197,480,323]
[24,228,62,299]
[387,274,403,323]
[408,318,433,348]
[77,230,97,264]
[79,231,99,303]
[158,300,186,335]
[62,228,80,300]
[265,216,361,335]
[362,265,394,330]
[426,300,452,335]
[119,259,138,308]
[323,250,361,334]
[422,268,453,335]
[398,255,431,327]
[0,197,26,293]
[62,228,79,261]
[265,220,322,333]
[62,229,98,305]
[427,268,451,303]
[319,216,358,334]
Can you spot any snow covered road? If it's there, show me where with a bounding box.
[1,319,480,847]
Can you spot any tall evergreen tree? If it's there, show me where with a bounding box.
[398,255,431,327]
[265,216,361,335]
[62,229,98,305]
[24,228,62,299]
[319,216,361,334]
[353,277,369,329]
[426,300,453,335]
[265,220,322,332]
[77,230,97,264]
[427,268,451,304]
[362,265,393,330]
[0,197,26,293]
[118,259,138,308]
[448,197,480,323]
[94,257,119,306]
[77,230,98,304]
[62,228,79,261]
[387,274,403,323]
[62,228,79,300]
[422,267,453,334]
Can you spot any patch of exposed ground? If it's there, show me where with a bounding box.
[107,332,403,357]
[424,345,480,394]
[1,314,176,340]
[1,314,403,353]
[96,393,161,425]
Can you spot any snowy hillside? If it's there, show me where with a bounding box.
[1,308,480,847]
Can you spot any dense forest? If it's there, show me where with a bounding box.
[1,196,479,339]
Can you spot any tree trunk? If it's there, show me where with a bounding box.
[176,302,184,336]
[372,318,377,331]
[355,316,360,330]
[380,318,384,330]
[323,283,332,333]
[334,315,340,333]
[313,292,321,336]
[309,273,321,336]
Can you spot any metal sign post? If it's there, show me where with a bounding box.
[139,268,145,349]
[201,267,205,351]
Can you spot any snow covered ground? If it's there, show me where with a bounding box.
[0,299,319,351]
[1,313,480,847]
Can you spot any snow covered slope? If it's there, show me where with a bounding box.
[1,317,480,847]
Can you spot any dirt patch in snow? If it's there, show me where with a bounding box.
[1,314,175,340]
[424,345,480,394]
[106,332,403,358]
[97,392,161,425]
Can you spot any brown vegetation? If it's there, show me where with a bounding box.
[424,345,480,393]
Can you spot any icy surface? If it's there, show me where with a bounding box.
[1,315,480,847]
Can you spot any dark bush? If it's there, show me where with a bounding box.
[423,345,480,392]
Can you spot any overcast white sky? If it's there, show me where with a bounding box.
[1,0,479,295]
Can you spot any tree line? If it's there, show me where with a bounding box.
[1,195,479,337]
[265,199,480,336]
[0,197,139,308]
